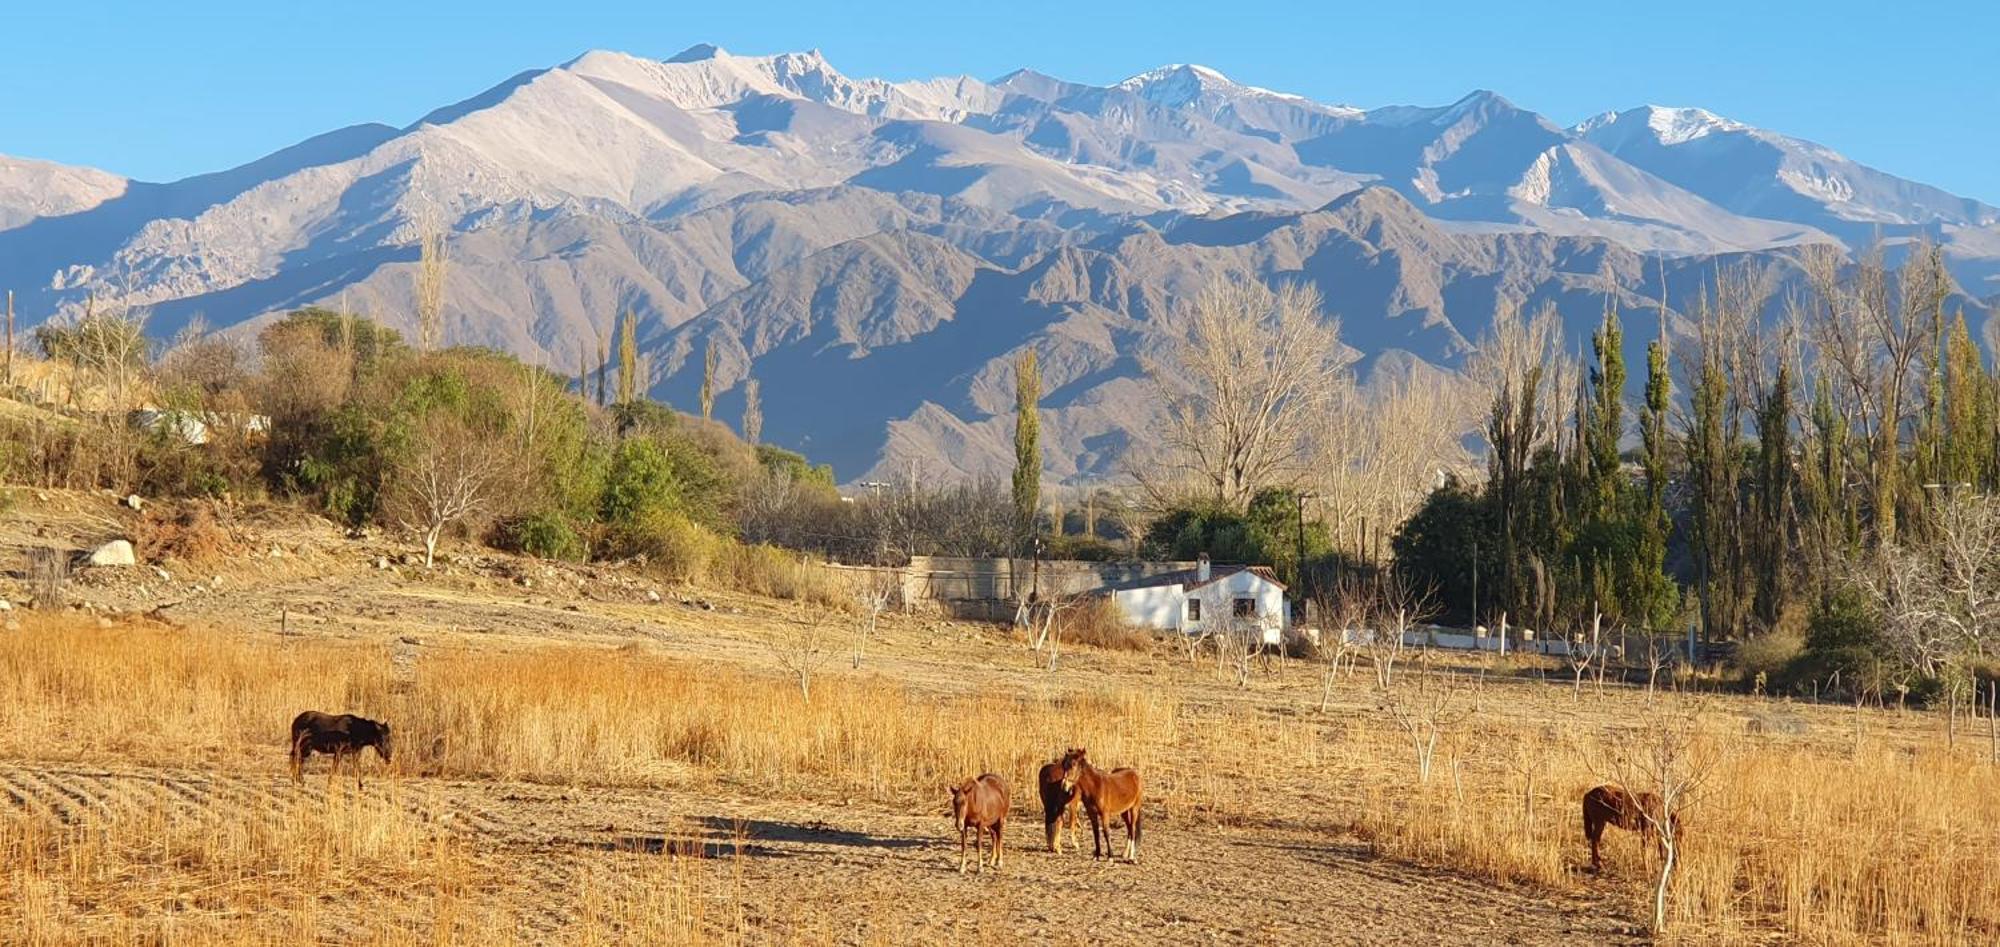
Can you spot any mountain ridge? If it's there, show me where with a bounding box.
[3,45,1996,483]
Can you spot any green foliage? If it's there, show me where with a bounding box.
[266,307,405,373]
[1777,587,1894,700]
[1144,488,1330,585]
[1011,350,1042,544]
[755,444,834,492]
[1390,477,1491,625]
[499,510,584,561]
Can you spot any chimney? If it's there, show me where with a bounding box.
[1197,553,1211,583]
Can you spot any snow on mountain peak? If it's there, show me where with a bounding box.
[1642,106,1747,145]
[1576,105,1748,148]
[1114,63,1309,107]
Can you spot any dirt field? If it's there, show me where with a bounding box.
[3,491,1994,945]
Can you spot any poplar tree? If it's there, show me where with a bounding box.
[616,310,638,406]
[1011,350,1042,543]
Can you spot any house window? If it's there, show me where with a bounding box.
[1186,598,1201,621]
[1234,597,1256,618]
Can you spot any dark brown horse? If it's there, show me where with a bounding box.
[1038,758,1081,853]
[290,711,394,787]
[1060,748,1142,862]
[1582,783,1677,871]
[949,773,1010,873]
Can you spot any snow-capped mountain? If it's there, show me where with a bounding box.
[3,45,1994,481]
[1578,105,2000,236]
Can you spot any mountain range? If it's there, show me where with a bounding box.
[3,45,1995,483]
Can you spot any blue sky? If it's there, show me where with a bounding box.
[5,1,1996,201]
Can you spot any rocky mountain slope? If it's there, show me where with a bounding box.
[4,45,1995,481]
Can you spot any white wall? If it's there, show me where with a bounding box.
[1111,583,1188,632]
[1113,571,1288,643]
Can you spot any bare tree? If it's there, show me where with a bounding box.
[1140,278,1353,508]
[414,217,449,354]
[1643,634,1676,702]
[1567,605,1605,700]
[385,413,505,567]
[1382,668,1475,784]
[1610,700,1722,934]
[1216,611,1268,688]
[1865,491,1999,678]
[1313,580,1367,713]
[852,570,896,668]
[1364,573,1438,690]
[770,620,834,701]
[699,344,719,421]
[742,376,763,445]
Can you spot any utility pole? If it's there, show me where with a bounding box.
[1294,491,1316,596]
[1471,539,1479,630]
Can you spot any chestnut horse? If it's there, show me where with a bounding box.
[1060,748,1142,862]
[291,711,394,787]
[1582,783,1677,871]
[949,773,1010,873]
[1037,758,1081,853]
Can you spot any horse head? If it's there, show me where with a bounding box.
[374,721,395,763]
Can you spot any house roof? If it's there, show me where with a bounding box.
[1102,564,1287,593]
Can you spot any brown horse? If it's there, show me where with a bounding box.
[1037,758,1081,853]
[1060,748,1142,862]
[1582,783,1677,871]
[949,773,1010,873]
[291,711,394,787]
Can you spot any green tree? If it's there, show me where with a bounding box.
[616,310,639,406]
[1011,350,1042,544]
[1748,360,1794,632]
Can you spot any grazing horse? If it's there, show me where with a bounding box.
[1060,748,1142,862]
[1582,783,1677,871]
[290,711,394,787]
[949,773,1010,873]
[1038,758,1081,853]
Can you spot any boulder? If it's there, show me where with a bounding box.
[88,540,137,567]
[123,494,144,511]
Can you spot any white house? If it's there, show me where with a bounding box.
[1104,555,1290,644]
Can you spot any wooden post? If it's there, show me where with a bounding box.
[1947,683,1957,749]
[1989,681,1997,766]
[4,289,12,387]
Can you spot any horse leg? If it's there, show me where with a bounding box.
[1125,807,1140,863]
[1046,812,1059,853]
[1091,808,1106,860]
[1585,815,1604,872]
[958,823,968,874]
[1066,805,1080,853]
[290,736,307,784]
[992,819,1004,869]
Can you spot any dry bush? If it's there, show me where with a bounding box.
[1055,596,1152,652]
[716,541,848,610]
[26,547,70,609]
[132,501,246,565]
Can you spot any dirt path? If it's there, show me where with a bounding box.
[0,758,1642,945]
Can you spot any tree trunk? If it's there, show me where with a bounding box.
[423,524,442,568]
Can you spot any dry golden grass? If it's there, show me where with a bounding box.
[1,613,1996,944]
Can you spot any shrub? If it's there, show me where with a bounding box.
[612,509,720,583]
[717,542,848,609]
[497,511,584,561]
[1777,588,1895,701]
[133,502,244,565]
[1056,596,1152,652]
